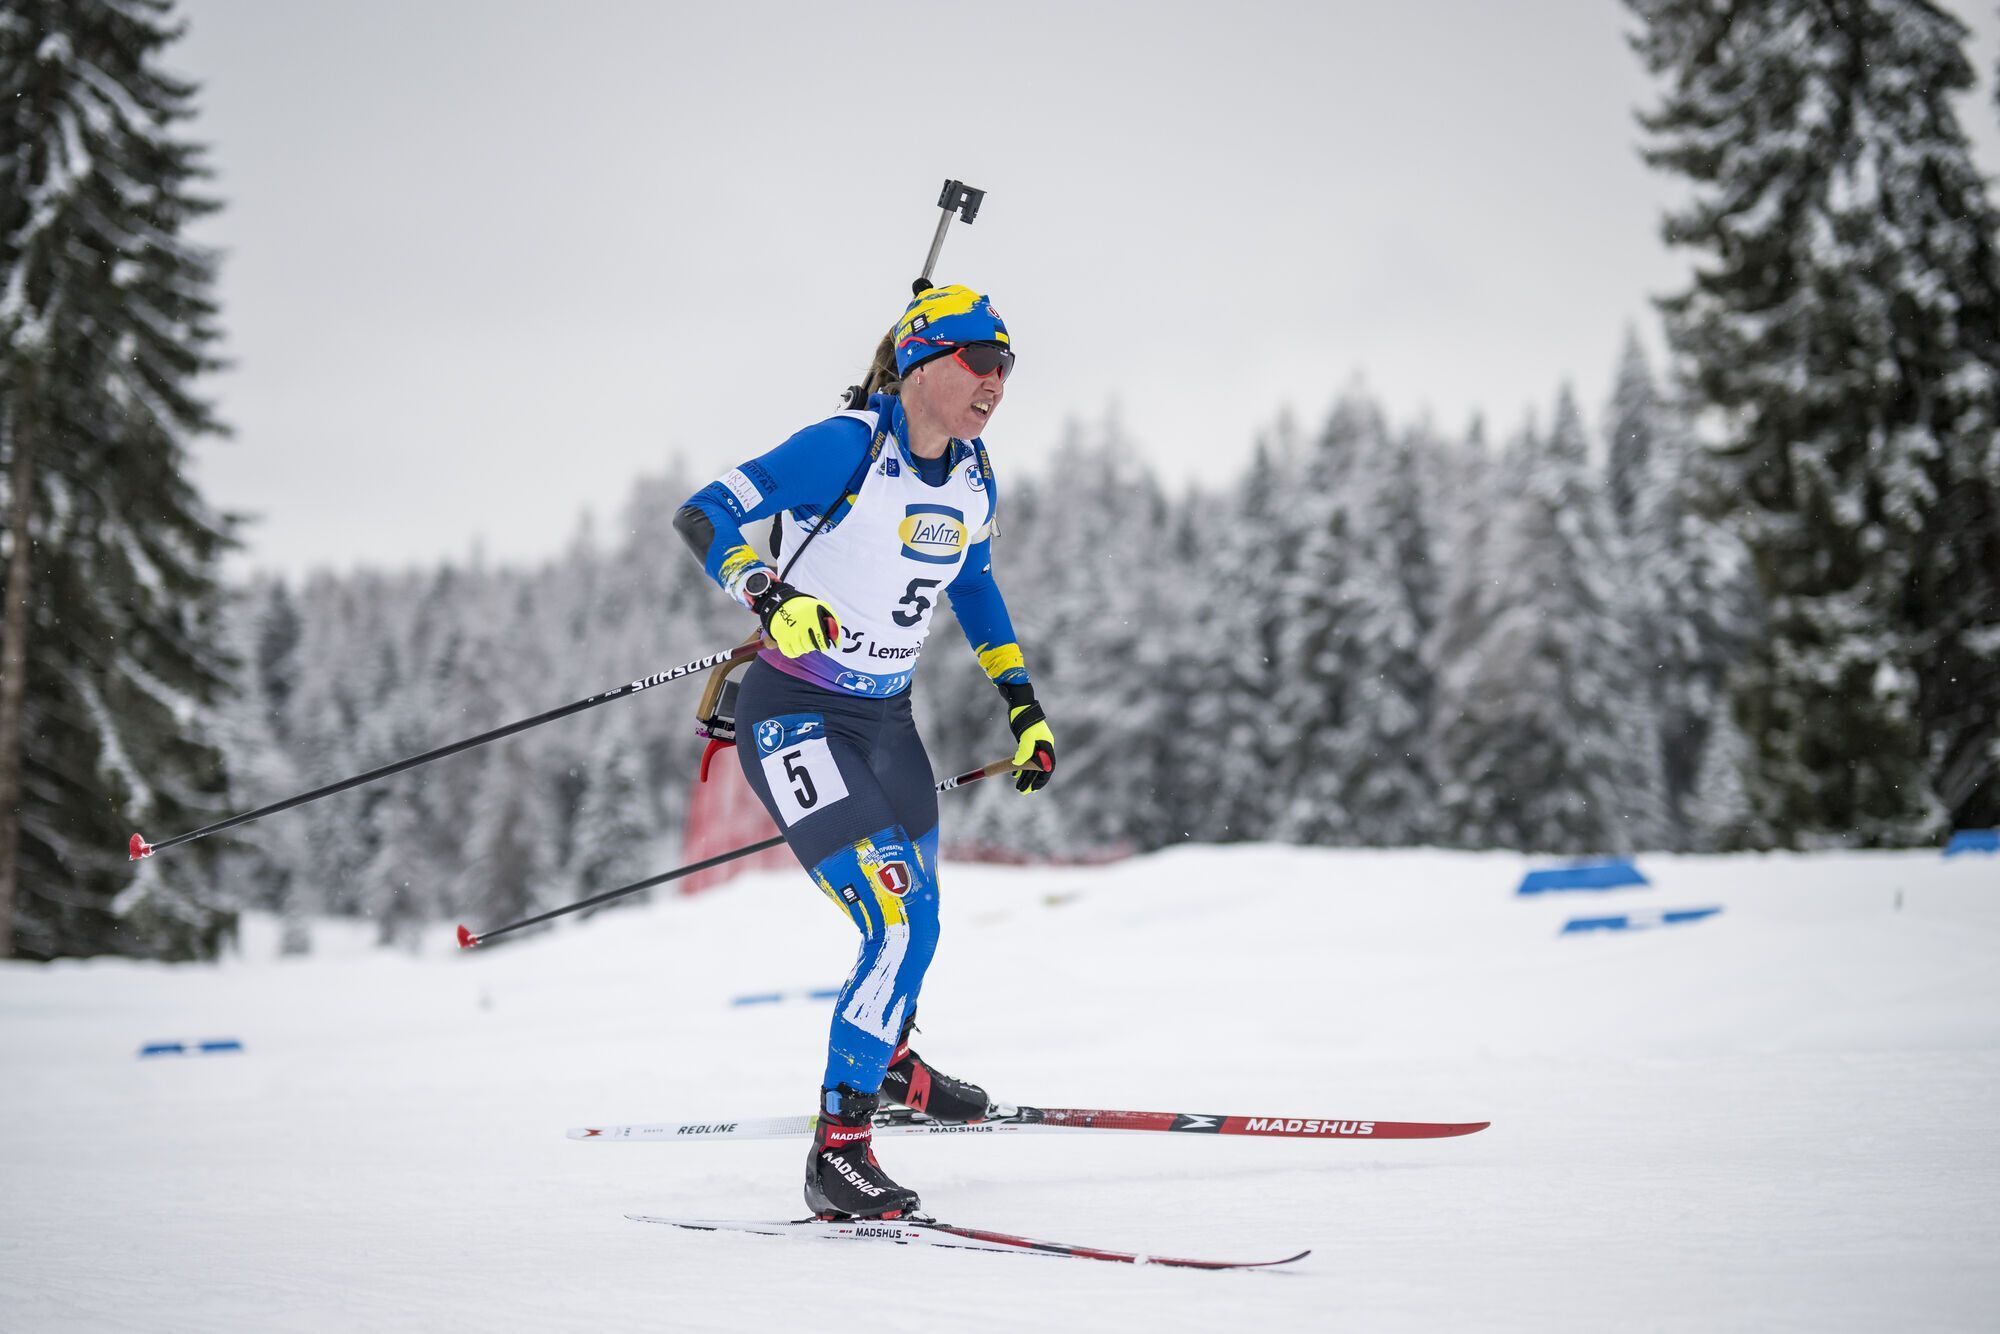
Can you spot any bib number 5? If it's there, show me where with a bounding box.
[892,577,943,628]
[783,750,817,808]
[760,736,849,826]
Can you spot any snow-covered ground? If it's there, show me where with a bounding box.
[3,846,1996,1332]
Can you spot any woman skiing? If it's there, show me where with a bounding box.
[672,283,1055,1220]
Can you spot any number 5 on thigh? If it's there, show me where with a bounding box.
[760,737,850,826]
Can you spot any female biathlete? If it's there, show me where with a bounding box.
[673,284,1056,1220]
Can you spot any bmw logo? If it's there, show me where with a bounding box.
[756,720,782,752]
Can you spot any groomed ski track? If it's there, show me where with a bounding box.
[3,845,1998,1330]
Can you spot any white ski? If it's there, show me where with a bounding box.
[626,1214,1310,1270]
[574,1115,814,1142]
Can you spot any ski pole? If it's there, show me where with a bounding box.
[128,639,766,861]
[455,753,1030,948]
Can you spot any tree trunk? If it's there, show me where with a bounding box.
[0,393,35,960]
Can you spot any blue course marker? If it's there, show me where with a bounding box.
[1517,859,1650,895]
[137,1038,245,1058]
[1943,829,1998,858]
[731,988,844,1007]
[1561,907,1722,935]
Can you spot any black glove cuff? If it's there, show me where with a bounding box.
[1000,681,1037,713]
[750,578,801,628]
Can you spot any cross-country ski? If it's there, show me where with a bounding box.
[570,1105,1491,1143]
[626,1216,1312,1271]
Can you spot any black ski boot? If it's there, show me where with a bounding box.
[880,1013,993,1121]
[804,1085,921,1220]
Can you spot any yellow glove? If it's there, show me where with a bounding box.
[1008,700,1056,794]
[746,573,840,659]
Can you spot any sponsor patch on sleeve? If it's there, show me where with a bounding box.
[720,468,763,513]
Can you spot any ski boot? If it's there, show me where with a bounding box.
[880,1013,993,1121]
[804,1085,921,1220]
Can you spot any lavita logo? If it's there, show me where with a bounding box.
[897,504,967,565]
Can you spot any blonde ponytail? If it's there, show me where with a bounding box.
[845,329,901,407]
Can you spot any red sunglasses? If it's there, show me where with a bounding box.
[948,342,1015,382]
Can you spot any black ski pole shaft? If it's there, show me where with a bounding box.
[128,639,765,862]
[456,833,789,948]
[456,753,1028,948]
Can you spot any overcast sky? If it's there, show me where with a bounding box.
[169,0,2000,577]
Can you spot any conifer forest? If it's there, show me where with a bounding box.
[3,0,1997,959]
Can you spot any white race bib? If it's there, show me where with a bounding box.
[752,716,849,826]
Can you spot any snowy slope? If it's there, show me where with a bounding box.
[2,846,1996,1333]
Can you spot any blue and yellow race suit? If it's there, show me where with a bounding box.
[675,393,1031,1093]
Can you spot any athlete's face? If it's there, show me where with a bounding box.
[906,346,1005,442]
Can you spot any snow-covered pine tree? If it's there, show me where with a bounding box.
[361,774,444,947]
[569,727,654,904]
[252,578,302,738]
[1426,419,1508,848]
[1433,391,1666,853]
[0,0,237,959]
[210,580,310,916]
[1187,436,1294,844]
[1631,0,2000,841]
[1033,412,1171,852]
[1330,424,1439,846]
[1139,490,1216,848]
[1614,348,1759,848]
[1268,395,1376,845]
[1685,687,1757,850]
[455,742,544,944]
[286,577,382,916]
[1600,337,1670,841]
[404,565,500,900]
[1605,329,1658,530]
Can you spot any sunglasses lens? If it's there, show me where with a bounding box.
[955,344,1014,380]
